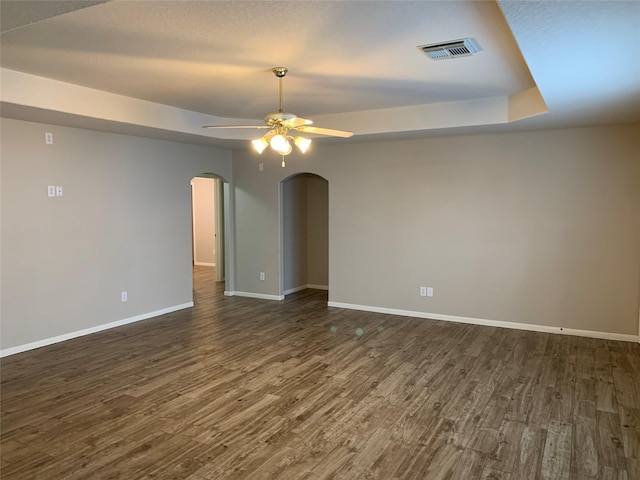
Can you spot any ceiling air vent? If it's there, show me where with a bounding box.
[418,38,481,60]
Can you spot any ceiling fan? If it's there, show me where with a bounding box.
[204,67,353,158]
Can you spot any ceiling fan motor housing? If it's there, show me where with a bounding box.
[264,112,297,124]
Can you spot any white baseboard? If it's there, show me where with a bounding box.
[233,291,284,301]
[194,262,216,267]
[284,284,329,295]
[224,291,235,297]
[0,302,194,358]
[327,301,639,343]
[284,285,308,295]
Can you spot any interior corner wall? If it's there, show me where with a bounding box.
[0,118,232,352]
[232,124,640,337]
[306,175,329,287]
[282,175,308,292]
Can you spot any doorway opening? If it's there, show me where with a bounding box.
[280,173,329,298]
[191,175,230,297]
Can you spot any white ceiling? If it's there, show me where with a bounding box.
[1,0,639,148]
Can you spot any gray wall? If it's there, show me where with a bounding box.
[232,124,640,336]
[3,119,638,352]
[1,118,231,351]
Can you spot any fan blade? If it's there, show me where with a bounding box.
[203,125,270,129]
[282,117,313,128]
[295,125,353,138]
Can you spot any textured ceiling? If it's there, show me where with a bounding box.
[1,0,639,148]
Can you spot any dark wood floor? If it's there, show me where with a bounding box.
[1,266,639,479]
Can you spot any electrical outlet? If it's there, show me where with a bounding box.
[427,287,434,297]
[48,185,56,197]
[419,286,427,297]
[121,291,128,302]
[259,272,265,281]
[45,132,53,144]
[259,162,264,172]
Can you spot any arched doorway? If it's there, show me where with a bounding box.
[280,173,329,297]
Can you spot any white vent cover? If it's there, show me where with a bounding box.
[418,38,482,60]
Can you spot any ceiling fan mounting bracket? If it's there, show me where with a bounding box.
[272,67,288,78]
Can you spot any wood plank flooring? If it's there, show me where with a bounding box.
[2,265,639,479]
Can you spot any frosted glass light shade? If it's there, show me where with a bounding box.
[252,137,268,154]
[270,134,288,151]
[294,136,311,153]
[279,141,293,155]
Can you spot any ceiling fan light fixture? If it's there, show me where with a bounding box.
[294,136,312,153]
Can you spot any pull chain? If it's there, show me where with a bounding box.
[281,155,286,168]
